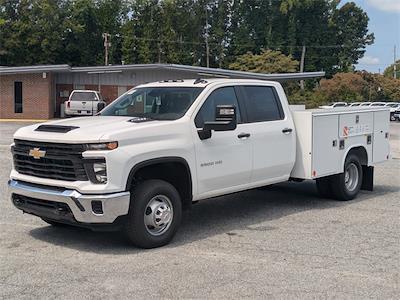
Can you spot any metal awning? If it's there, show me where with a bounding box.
[0,63,325,81]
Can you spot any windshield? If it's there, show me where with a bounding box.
[100,87,204,120]
[71,91,97,101]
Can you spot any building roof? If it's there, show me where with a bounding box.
[0,64,71,74]
[0,63,325,82]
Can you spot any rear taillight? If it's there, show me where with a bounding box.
[67,101,70,108]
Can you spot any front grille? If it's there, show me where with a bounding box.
[12,139,88,181]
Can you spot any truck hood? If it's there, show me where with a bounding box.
[13,116,159,143]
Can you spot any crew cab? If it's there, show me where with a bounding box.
[8,79,390,248]
[65,90,106,116]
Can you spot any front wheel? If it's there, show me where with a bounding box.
[390,113,396,121]
[331,154,363,201]
[124,179,182,248]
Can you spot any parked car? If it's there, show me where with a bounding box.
[65,90,106,117]
[393,107,400,121]
[9,79,390,248]
[385,102,400,121]
[370,102,387,107]
[360,102,372,106]
[319,102,348,109]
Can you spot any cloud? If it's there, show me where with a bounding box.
[358,55,380,65]
[367,0,400,12]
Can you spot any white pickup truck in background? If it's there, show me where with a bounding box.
[65,90,106,116]
[8,79,390,248]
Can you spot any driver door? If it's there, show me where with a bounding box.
[193,86,252,198]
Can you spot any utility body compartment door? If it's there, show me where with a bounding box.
[312,115,341,177]
[372,110,390,163]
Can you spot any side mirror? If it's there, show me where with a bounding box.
[97,102,106,111]
[198,105,237,140]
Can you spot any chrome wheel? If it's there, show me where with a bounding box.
[345,163,359,192]
[144,195,173,236]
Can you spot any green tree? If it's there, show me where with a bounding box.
[383,60,400,79]
[229,49,299,73]
[332,2,374,72]
[0,0,67,65]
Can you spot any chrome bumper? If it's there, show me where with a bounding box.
[8,180,130,223]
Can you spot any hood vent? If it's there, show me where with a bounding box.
[35,125,79,133]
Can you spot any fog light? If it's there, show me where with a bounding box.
[93,162,107,183]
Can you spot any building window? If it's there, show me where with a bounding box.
[14,81,23,113]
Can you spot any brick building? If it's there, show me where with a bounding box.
[0,64,324,119]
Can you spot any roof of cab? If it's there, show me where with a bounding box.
[71,89,99,93]
[136,78,280,88]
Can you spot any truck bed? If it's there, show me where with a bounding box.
[290,107,390,179]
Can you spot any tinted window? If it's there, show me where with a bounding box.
[242,86,283,122]
[195,87,241,128]
[14,82,22,113]
[71,92,97,101]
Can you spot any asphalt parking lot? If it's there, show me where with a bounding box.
[0,121,399,299]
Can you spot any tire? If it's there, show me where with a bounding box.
[316,176,334,199]
[41,218,69,227]
[390,113,395,121]
[124,179,182,248]
[330,154,363,201]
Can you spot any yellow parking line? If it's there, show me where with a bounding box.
[0,119,48,122]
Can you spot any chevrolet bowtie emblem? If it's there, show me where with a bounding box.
[29,148,46,159]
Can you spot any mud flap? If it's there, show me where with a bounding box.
[361,166,374,191]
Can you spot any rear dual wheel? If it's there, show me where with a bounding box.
[316,154,363,201]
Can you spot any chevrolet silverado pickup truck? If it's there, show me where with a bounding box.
[8,79,390,248]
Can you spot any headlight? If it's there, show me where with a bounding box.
[86,142,118,151]
[93,162,107,184]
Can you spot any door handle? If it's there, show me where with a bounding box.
[238,133,251,139]
[282,128,293,134]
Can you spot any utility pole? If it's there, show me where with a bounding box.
[300,45,306,90]
[205,6,210,68]
[394,45,397,79]
[102,33,111,66]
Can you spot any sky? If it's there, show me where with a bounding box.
[342,0,400,73]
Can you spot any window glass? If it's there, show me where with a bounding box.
[71,92,97,101]
[195,87,241,128]
[242,86,283,122]
[14,82,22,113]
[101,87,203,120]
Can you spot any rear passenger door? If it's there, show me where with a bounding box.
[239,85,296,185]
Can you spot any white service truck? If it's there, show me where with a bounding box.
[8,79,390,248]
